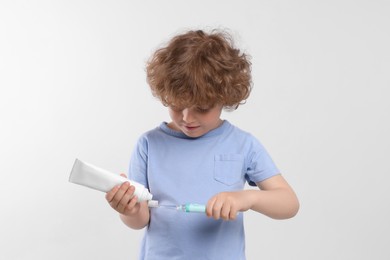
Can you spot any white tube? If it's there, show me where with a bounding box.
[69,158,153,202]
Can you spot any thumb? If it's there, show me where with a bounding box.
[120,173,127,178]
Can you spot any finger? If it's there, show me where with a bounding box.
[120,173,127,178]
[229,209,238,220]
[106,185,120,202]
[111,182,130,208]
[206,197,217,217]
[220,203,231,221]
[212,199,224,220]
[124,195,139,215]
[117,185,135,213]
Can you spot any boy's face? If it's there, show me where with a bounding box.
[167,104,223,138]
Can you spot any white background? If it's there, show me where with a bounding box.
[1,1,389,259]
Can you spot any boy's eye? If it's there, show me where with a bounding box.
[196,107,210,113]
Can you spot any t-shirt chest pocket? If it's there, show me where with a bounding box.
[214,154,244,186]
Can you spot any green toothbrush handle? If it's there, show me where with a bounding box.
[185,203,206,213]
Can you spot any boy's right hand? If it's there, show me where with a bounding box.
[105,174,142,216]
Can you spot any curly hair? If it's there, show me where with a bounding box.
[146,29,252,110]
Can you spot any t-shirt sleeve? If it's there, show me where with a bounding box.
[128,135,149,188]
[245,138,280,186]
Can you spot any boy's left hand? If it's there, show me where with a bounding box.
[206,191,252,221]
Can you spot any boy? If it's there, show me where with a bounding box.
[106,29,299,259]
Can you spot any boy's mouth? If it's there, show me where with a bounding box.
[184,125,200,131]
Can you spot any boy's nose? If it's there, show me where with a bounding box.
[182,108,195,123]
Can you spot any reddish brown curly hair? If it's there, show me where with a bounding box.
[146,29,252,110]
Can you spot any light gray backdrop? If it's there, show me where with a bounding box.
[1,1,389,259]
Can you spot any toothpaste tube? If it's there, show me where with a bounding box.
[69,158,153,202]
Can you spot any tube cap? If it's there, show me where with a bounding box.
[148,200,159,208]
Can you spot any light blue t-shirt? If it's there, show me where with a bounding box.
[129,120,279,260]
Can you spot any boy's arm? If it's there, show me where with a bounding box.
[206,174,299,220]
[106,180,150,229]
[252,174,299,219]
